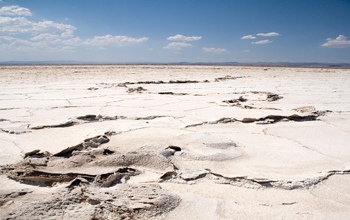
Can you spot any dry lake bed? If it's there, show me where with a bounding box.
[0,65,350,219]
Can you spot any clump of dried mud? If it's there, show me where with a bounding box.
[0,141,181,219]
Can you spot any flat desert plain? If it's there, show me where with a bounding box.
[0,65,350,219]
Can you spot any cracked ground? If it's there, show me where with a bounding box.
[1,65,350,219]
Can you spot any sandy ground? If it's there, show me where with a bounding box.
[0,65,349,219]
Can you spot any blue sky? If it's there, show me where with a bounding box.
[0,0,350,63]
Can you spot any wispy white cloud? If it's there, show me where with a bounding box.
[167,34,202,41]
[322,35,350,48]
[0,5,149,53]
[0,5,32,16]
[202,47,228,53]
[257,32,279,37]
[0,16,76,37]
[241,32,279,44]
[0,36,30,51]
[163,42,192,50]
[82,35,148,46]
[0,36,17,42]
[62,37,82,45]
[30,33,60,41]
[0,35,76,52]
[252,40,272,44]
[241,35,256,39]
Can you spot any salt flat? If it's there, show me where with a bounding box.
[0,65,350,219]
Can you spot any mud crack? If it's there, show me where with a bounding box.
[159,168,350,190]
[29,114,168,131]
[185,113,319,128]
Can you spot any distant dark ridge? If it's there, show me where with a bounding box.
[0,61,239,65]
[0,61,349,67]
[241,62,350,67]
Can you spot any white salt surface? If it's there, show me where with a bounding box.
[0,65,350,219]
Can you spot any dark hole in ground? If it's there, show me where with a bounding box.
[166,146,181,151]
[103,149,114,155]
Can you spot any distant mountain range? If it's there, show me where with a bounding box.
[0,60,349,67]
